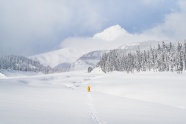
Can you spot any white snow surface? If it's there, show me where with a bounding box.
[91,67,105,74]
[0,70,43,78]
[70,59,91,70]
[0,73,6,79]
[29,48,86,68]
[70,51,107,71]
[0,71,186,124]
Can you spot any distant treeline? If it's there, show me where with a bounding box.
[0,55,51,74]
[97,41,186,73]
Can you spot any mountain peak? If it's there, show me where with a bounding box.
[93,25,129,41]
[107,25,124,31]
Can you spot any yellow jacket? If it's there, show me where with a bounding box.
[87,86,90,92]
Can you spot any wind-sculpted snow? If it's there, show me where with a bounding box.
[0,70,186,124]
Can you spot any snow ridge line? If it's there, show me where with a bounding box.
[87,93,106,124]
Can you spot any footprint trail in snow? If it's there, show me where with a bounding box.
[87,93,106,124]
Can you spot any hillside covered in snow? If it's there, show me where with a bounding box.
[28,25,167,72]
[70,50,108,70]
[29,48,86,68]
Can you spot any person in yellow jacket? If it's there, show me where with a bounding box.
[87,85,90,92]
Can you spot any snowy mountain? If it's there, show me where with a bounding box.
[29,25,168,71]
[53,62,71,72]
[118,40,168,52]
[29,48,86,68]
[70,50,108,70]
[93,25,131,41]
[93,25,173,53]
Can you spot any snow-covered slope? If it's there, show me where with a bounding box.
[0,70,186,124]
[0,69,43,78]
[118,40,168,52]
[93,25,131,41]
[118,40,175,56]
[53,62,71,72]
[30,48,86,68]
[70,50,108,70]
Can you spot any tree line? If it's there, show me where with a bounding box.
[0,55,51,74]
[97,41,186,73]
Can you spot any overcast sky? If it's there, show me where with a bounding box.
[0,0,185,56]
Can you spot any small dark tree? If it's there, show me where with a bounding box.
[88,67,93,73]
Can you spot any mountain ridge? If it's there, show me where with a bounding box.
[29,47,86,68]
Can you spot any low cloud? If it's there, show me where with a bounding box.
[60,28,166,53]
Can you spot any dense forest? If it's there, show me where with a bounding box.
[0,55,51,74]
[97,41,186,73]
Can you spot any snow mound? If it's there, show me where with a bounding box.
[93,25,130,41]
[0,73,6,79]
[91,67,105,74]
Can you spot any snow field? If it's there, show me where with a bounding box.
[0,70,186,124]
[0,80,93,124]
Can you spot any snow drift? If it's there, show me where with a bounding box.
[91,67,105,74]
[0,73,6,79]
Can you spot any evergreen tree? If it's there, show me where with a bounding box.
[97,41,186,74]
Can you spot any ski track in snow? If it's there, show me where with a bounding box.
[87,93,106,124]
